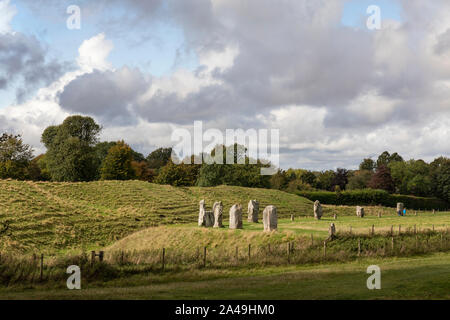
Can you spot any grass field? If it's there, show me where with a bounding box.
[1,252,448,300]
[0,179,449,300]
[0,180,313,253]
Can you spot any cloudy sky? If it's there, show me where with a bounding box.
[0,0,449,170]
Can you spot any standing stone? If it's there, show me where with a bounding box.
[314,201,323,220]
[213,201,224,228]
[229,204,243,229]
[263,206,278,232]
[356,206,365,218]
[329,223,336,238]
[198,200,206,227]
[247,200,259,223]
[204,211,214,227]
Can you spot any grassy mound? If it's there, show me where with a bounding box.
[0,180,312,252]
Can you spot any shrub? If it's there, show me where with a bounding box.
[297,189,449,210]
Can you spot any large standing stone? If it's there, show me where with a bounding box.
[356,206,365,218]
[213,201,223,228]
[198,200,206,227]
[247,200,259,223]
[263,205,278,232]
[229,204,243,229]
[205,210,214,227]
[314,201,323,220]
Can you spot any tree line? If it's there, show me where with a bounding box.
[0,115,449,203]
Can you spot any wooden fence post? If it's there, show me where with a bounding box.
[203,247,207,267]
[162,248,165,271]
[323,241,327,257]
[287,243,291,263]
[390,225,393,236]
[39,254,44,282]
[248,244,251,261]
[414,225,416,235]
[236,246,239,260]
[391,237,395,251]
[291,215,294,221]
[358,239,361,257]
[432,225,435,232]
[91,251,95,266]
[99,251,104,262]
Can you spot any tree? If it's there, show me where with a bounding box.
[430,157,450,202]
[333,168,349,191]
[94,141,145,179]
[315,170,336,191]
[100,141,135,180]
[0,133,34,180]
[359,158,375,171]
[376,151,403,168]
[27,154,51,181]
[131,161,155,182]
[368,165,395,193]
[347,170,373,190]
[146,148,173,169]
[299,171,316,185]
[196,144,271,188]
[155,160,200,186]
[41,116,101,182]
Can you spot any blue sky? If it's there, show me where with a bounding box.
[341,0,402,28]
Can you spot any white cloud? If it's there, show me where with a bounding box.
[77,33,114,72]
[0,0,16,34]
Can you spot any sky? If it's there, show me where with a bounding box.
[0,0,449,170]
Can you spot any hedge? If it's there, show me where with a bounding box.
[297,189,449,210]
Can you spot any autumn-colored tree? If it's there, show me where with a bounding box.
[100,141,135,180]
[131,160,156,182]
[368,165,395,193]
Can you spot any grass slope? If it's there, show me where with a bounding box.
[1,252,449,299]
[0,180,312,253]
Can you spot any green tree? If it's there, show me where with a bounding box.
[0,133,34,180]
[155,160,200,186]
[41,116,101,182]
[147,148,173,169]
[359,158,375,171]
[376,151,404,168]
[100,141,135,180]
[314,170,336,191]
[347,170,373,190]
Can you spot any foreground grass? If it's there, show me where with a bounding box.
[1,252,449,300]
